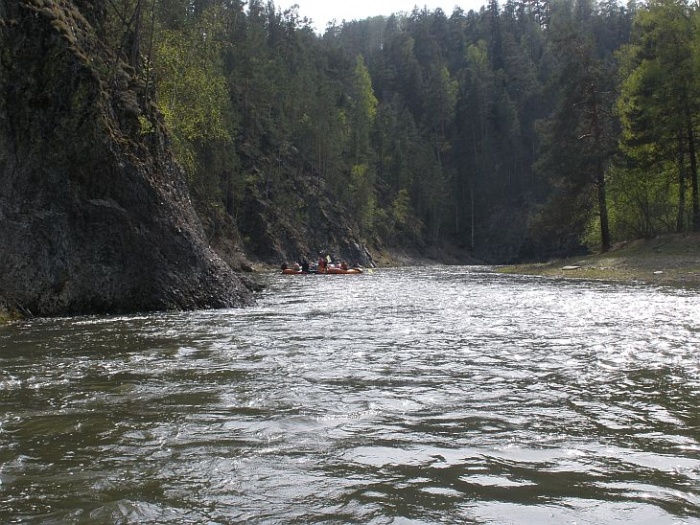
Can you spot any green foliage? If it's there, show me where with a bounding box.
[154,14,234,181]
[616,0,700,233]
[390,188,411,228]
[350,55,378,162]
[349,163,377,234]
[534,8,617,253]
[606,164,680,238]
[99,0,697,262]
[345,55,379,234]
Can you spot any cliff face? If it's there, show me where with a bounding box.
[0,0,252,316]
[235,160,376,269]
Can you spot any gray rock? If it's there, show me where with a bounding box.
[0,0,252,316]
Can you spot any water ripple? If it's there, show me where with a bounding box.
[1,267,699,523]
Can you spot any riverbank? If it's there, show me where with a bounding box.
[498,233,700,288]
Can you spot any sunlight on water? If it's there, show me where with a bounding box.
[1,267,699,523]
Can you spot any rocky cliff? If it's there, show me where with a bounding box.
[234,155,376,269]
[0,0,252,316]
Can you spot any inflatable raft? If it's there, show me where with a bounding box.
[281,267,363,275]
[325,267,363,274]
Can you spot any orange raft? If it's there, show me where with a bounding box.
[281,267,363,275]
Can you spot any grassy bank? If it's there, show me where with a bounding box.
[0,309,19,324]
[498,233,700,288]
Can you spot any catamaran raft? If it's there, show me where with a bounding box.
[281,258,363,275]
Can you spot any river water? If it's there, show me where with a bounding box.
[1,267,699,524]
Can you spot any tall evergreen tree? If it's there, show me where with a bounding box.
[534,5,616,253]
[348,55,379,233]
[618,0,700,233]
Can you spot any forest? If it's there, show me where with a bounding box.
[99,0,700,264]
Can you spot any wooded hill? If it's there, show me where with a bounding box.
[34,0,700,264]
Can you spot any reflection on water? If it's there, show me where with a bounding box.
[1,267,700,524]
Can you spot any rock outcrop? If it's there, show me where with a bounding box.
[0,0,252,316]
[237,175,376,268]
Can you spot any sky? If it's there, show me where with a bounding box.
[283,1,489,32]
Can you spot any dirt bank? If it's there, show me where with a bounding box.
[498,233,700,288]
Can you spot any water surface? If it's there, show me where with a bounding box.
[1,267,699,523]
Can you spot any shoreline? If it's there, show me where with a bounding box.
[496,233,700,289]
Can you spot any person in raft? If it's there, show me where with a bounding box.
[318,255,328,272]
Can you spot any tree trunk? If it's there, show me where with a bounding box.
[685,108,700,231]
[131,0,142,71]
[470,183,476,251]
[596,169,610,252]
[676,130,686,233]
[589,84,611,252]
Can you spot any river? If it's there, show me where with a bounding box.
[1,267,699,524]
